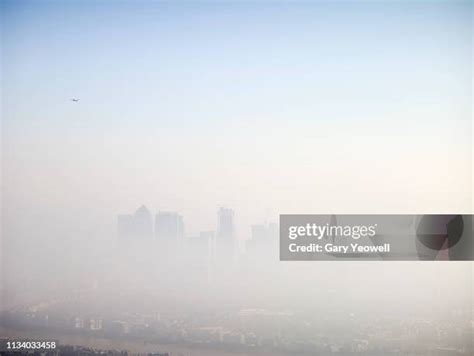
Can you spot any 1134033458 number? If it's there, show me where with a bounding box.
[3,340,57,350]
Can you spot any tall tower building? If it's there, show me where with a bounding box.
[133,205,153,239]
[117,205,153,241]
[246,222,278,257]
[216,207,235,262]
[188,231,215,284]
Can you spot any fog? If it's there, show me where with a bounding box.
[1,0,473,354]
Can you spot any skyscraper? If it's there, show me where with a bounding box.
[117,205,153,241]
[188,231,215,284]
[216,207,235,262]
[246,222,278,257]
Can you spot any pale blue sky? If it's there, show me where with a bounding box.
[2,1,472,237]
[3,1,471,130]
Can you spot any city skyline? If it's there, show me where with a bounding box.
[2,1,472,354]
[3,1,472,247]
[117,204,278,247]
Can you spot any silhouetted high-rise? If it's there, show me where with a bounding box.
[216,207,235,262]
[188,231,214,283]
[117,205,153,241]
[246,222,278,257]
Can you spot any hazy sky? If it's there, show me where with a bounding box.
[2,0,472,239]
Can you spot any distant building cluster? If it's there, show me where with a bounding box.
[2,304,472,356]
[117,205,278,262]
[118,206,184,242]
